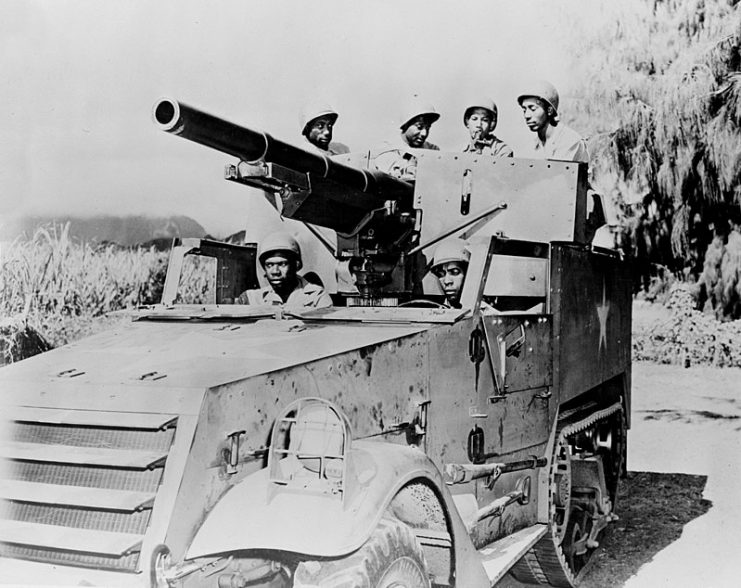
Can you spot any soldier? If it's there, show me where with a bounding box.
[373,98,440,181]
[299,102,350,155]
[463,98,513,157]
[236,232,332,309]
[517,80,588,163]
[398,99,441,151]
[430,238,470,309]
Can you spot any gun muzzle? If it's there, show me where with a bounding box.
[152,98,412,202]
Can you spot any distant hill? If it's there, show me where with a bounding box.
[3,215,207,248]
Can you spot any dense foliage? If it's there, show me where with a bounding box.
[570,0,741,319]
[0,224,168,351]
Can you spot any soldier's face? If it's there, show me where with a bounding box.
[263,254,296,290]
[403,116,433,148]
[521,98,551,133]
[306,116,335,150]
[466,108,496,139]
[433,261,466,304]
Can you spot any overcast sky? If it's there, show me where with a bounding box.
[0,0,621,237]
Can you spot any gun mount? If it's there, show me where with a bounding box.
[153,97,606,304]
[153,98,418,299]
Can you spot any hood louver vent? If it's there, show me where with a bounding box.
[0,407,177,572]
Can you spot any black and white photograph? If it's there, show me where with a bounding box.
[1,1,740,586]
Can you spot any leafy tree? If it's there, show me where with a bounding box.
[569,0,741,318]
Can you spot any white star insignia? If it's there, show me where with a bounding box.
[596,279,610,352]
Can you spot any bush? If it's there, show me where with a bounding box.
[633,284,741,367]
[0,317,52,366]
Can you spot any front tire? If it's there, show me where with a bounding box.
[293,516,430,588]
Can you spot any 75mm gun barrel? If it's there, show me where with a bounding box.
[154,97,419,296]
[152,98,412,203]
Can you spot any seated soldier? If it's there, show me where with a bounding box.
[236,232,332,309]
[430,239,498,313]
[430,238,470,309]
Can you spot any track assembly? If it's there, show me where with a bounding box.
[511,402,626,587]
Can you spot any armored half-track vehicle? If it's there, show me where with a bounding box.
[0,99,631,587]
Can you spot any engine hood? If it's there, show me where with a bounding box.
[0,309,438,581]
[0,313,434,393]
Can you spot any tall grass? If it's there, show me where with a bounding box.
[0,224,167,348]
[174,255,217,305]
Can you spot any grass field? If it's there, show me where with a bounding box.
[0,224,167,351]
[0,223,222,360]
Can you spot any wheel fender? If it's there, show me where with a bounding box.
[186,442,475,564]
[186,441,433,558]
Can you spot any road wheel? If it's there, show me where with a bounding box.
[293,516,430,588]
[595,411,625,508]
[563,509,592,576]
[551,436,572,544]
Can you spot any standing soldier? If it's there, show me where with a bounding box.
[300,102,350,155]
[373,98,440,181]
[398,99,441,151]
[236,232,332,309]
[462,98,513,157]
[517,80,588,163]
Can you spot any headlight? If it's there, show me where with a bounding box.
[268,397,351,501]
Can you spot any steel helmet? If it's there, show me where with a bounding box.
[517,80,560,115]
[258,232,302,269]
[299,102,339,136]
[431,238,471,269]
[463,98,498,125]
[399,98,440,130]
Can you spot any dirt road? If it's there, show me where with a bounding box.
[619,362,741,588]
[503,362,741,588]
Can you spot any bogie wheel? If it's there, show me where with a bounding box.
[551,437,572,544]
[293,516,430,588]
[596,411,625,508]
[563,509,592,577]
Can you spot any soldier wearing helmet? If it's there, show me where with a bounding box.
[373,98,440,181]
[462,98,513,157]
[430,238,470,308]
[517,80,588,163]
[235,231,332,309]
[398,100,441,151]
[299,102,350,156]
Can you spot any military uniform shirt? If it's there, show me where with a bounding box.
[463,136,514,158]
[414,140,439,151]
[304,138,350,156]
[326,142,350,156]
[372,139,439,181]
[525,124,588,163]
[237,276,332,309]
